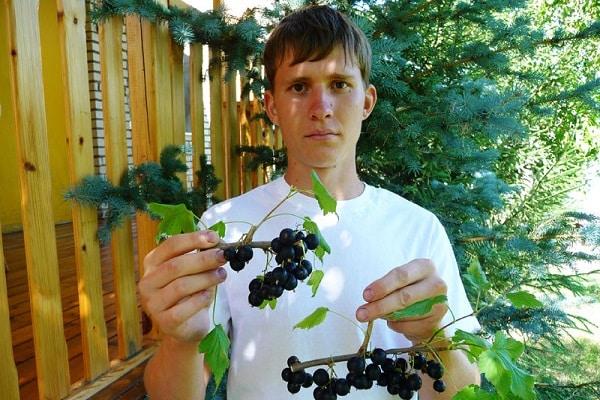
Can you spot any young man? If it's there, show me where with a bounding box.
[140,5,480,399]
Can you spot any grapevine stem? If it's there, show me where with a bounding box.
[327,309,367,336]
[358,320,374,355]
[289,340,450,373]
[427,312,476,344]
[217,240,272,250]
[247,190,298,242]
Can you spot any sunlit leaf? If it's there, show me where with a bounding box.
[307,270,324,297]
[452,385,500,400]
[148,202,197,237]
[506,291,543,309]
[294,307,330,329]
[311,170,337,215]
[452,329,491,363]
[198,325,230,391]
[303,217,330,261]
[385,295,447,321]
[209,221,226,238]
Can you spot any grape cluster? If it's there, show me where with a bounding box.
[247,228,319,307]
[282,351,445,399]
[224,228,320,307]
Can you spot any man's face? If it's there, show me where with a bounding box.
[264,46,377,176]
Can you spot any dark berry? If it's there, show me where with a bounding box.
[313,368,330,386]
[304,233,319,250]
[302,372,314,388]
[398,387,414,400]
[290,370,306,384]
[365,363,381,381]
[433,379,446,392]
[412,353,426,370]
[382,357,396,372]
[295,231,306,241]
[395,357,408,372]
[279,228,296,245]
[334,378,350,395]
[223,247,237,261]
[376,374,388,386]
[287,382,301,394]
[272,267,289,284]
[284,274,298,290]
[293,266,310,280]
[281,367,292,382]
[229,259,245,272]
[300,259,313,275]
[369,348,386,365]
[387,383,400,395]
[353,373,369,389]
[270,237,282,253]
[264,271,277,285]
[248,291,263,307]
[347,356,366,373]
[279,245,295,261]
[293,244,305,261]
[236,245,253,262]
[345,372,356,386]
[249,278,262,292]
[406,373,422,390]
[427,362,444,379]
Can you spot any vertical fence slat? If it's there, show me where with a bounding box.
[190,43,205,185]
[0,220,19,400]
[99,16,142,360]
[6,0,71,397]
[125,16,158,280]
[58,0,110,380]
[169,39,186,185]
[209,50,227,199]
[225,73,241,197]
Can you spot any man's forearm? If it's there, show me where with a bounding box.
[419,343,480,400]
[144,336,208,400]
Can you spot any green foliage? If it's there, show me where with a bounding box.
[198,324,230,391]
[294,307,330,330]
[65,145,220,243]
[385,295,448,321]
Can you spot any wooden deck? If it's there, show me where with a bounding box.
[3,222,153,400]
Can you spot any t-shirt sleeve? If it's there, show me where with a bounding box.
[428,215,481,337]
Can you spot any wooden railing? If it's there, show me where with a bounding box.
[0,0,279,398]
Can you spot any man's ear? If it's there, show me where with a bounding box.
[362,84,378,120]
[264,90,279,125]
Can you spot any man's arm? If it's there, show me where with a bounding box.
[144,336,209,400]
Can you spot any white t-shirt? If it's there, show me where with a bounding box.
[201,177,479,400]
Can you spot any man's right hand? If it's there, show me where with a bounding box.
[139,230,227,343]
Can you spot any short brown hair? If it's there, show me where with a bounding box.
[263,5,372,89]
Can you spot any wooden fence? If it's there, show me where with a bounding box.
[0,0,278,398]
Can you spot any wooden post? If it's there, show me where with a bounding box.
[56,0,110,380]
[190,43,205,186]
[225,71,241,197]
[169,38,186,184]
[6,0,71,397]
[0,104,19,400]
[99,15,142,359]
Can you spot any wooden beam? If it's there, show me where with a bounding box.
[99,15,142,360]
[189,43,205,187]
[6,0,71,397]
[56,0,110,380]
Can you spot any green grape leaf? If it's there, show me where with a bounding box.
[464,256,490,293]
[451,329,491,363]
[506,291,543,309]
[198,324,230,391]
[478,331,535,400]
[307,269,324,297]
[259,298,277,310]
[294,307,330,330]
[310,170,337,215]
[148,202,197,236]
[209,221,226,238]
[303,217,330,261]
[385,295,447,321]
[452,385,500,400]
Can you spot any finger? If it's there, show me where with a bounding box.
[155,290,215,334]
[144,230,221,271]
[147,267,227,314]
[142,247,226,290]
[362,259,435,302]
[356,276,446,322]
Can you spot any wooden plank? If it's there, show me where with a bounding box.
[209,50,227,199]
[169,38,186,183]
[56,0,110,381]
[189,43,205,186]
[225,71,241,197]
[0,221,20,400]
[66,345,156,400]
[99,15,142,360]
[6,1,71,398]
[124,16,158,277]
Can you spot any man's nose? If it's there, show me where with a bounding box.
[310,88,333,120]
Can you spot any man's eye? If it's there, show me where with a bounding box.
[291,83,305,93]
[333,81,349,90]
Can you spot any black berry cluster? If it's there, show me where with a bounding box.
[223,244,254,271]
[282,351,445,399]
[247,228,319,307]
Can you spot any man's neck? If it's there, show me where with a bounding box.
[284,166,365,201]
